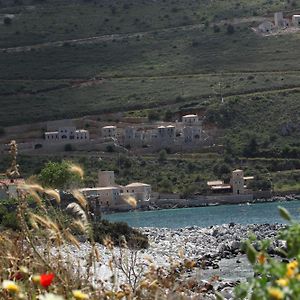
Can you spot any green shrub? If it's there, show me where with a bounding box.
[93,220,149,249]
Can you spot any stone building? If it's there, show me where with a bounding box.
[98,171,115,187]
[292,15,300,27]
[123,182,151,202]
[258,21,275,33]
[101,126,117,138]
[45,126,89,143]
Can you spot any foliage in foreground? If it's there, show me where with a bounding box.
[236,207,300,300]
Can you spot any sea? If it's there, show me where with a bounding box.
[103,200,300,228]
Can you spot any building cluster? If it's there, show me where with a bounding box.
[41,114,207,152]
[207,169,254,195]
[258,12,300,33]
[107,114,206,150]
[79,171,151,211]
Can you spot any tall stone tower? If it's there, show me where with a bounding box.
[98,171,115,187]
[231,169,244,195]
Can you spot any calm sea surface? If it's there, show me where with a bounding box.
[103,200,300,228]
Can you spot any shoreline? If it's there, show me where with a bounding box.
[54,223,286,299]
[103,194,300,215]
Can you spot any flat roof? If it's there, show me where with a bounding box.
[126,182,151,187]
[207,180,224,186]
[211,185,231,190]
[45,131,59,134]
[75,129,88,133]
[183,114,198,118]
[244,176,254,180]
[102,126,116,129]
[80,187,120,192]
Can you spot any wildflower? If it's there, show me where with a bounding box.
[72,290,89,299]
[286,260,298,278]
[276,278,289,287]
[2,280,20,293]
[268,287,284,300]
[39,273,55,288]
[31,275,41,284]
[39,293,65,300]
[257,252,266,265]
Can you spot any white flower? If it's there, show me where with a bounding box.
[39,293,65,300]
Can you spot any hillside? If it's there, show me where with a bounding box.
[0,0,300,163]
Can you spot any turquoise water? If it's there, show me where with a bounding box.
[103,200,300,228]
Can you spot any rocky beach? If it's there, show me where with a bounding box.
[53,223,286,299]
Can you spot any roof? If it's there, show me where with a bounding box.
[243,176,254,180]
[293,14,300,17]
[75,129,88,133]
[0,178,25,186]
[157,126,166,129]
[207,180,224,186]
[45,131,59,135]
[183,114,198,118]
[232,169,243,173]
[102,126,116,129]
[167,125,175,128]
[126,182,151,187]
[80,186,120,192]
[211,185,231,190]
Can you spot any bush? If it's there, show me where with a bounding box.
[93,220,149,249]
[235,208,300,299]
[148,110,160,121]
[227,24,235,34]
[213,25,220,33]
[64,143,73,151]
[3,16,12,25]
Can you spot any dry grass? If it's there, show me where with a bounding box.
[0,141,217,300]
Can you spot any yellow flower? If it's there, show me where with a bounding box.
[276,278,289,287]
[31,275,41,284]
[286,260,298,278]
[257,252,266,265]
[2,280,20,293]
[268,287,284,300]
[72,290,89,300]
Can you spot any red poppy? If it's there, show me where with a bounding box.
[39,273,55,288]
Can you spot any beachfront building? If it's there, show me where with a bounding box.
[81,170,152,210]
[98,170,115,187]
[123,182,152,202]
[101,126,117,138]
[292,15,300,27]
[79,186,122,208]
[45,126,89,143]
[207,169,254,195]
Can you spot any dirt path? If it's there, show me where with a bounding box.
[0,16,267,54]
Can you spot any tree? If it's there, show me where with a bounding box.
[3,17,12,25]
[38,161,82,189]
[164,110,173,122]
[148,111,160,121]
[158,149,167,163]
